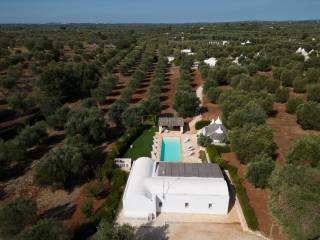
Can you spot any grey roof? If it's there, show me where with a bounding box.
[204,123,227,142]
[158,117,184,127]
[157,162,224,178]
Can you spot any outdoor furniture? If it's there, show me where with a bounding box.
[184,138,190,143]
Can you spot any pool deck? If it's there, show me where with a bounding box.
[153,131,202,163]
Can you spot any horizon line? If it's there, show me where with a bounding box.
[0,18,320,25]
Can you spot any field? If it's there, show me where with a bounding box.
[0,22,320,239]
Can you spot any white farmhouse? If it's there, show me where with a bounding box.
[204,57,218,67]
[122,157,230,221]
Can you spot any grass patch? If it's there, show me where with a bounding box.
[123,127,157,160]
[207,144,259,230]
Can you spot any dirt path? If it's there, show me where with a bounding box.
[160,65,179,116]
[266,103,320,165]
[136,223,263,240]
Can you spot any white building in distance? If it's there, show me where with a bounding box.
[122,157,230,221]
[204,57,218,67]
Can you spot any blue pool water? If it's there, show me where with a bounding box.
[160,137,181,162]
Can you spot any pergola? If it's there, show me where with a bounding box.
[158,117,184,133]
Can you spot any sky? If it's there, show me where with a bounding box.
[0,0,319,24]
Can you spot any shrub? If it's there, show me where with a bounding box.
[197,134,212,147]
[307,84,320,102]
[286,136,320,168]
[286,97,304,114]
[207,87,221,103]
[296,101,320,130]
[245,154,275,188]
[195,120,210,130]
[275,87,289,103]
[17,219,71,240]
[207,145,223,164]
[92,221,134,240]
[81,198,94,218]
[0,198,37,238]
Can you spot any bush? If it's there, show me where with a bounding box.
[286,97,304,114]
[229,124,276,163]
[297,101,320,130]
[17,219,71,240]
[286,135,320,168]
[207,145,223,164]
[195,120,210,130]
[207,87,221,103]
[81,198,94,218]
[197,134,212,147]
[275,87,289,103]
[0,198,37,238]
[92,221,134,240]
[245,154,275,188]
[307,84,320,102]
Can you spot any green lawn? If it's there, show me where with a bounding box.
[123,127,157,160]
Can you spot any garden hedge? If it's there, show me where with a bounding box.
[195,120,211,130]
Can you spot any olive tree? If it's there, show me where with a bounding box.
[296,101,320,130]
[229,124,276,163]
[269,165,320,240]
[0,198,37,239]
[286,135,320,168]
[17,219,71,240]
[245,154,275,188]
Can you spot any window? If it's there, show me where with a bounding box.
[185,202,189,208]
[208,203,212,208]
[159,201,162,208]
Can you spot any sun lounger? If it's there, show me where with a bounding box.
[184,138,190,143]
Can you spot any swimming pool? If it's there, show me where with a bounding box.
[160,137,181,162]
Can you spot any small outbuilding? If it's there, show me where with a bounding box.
[158,117,184,133]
